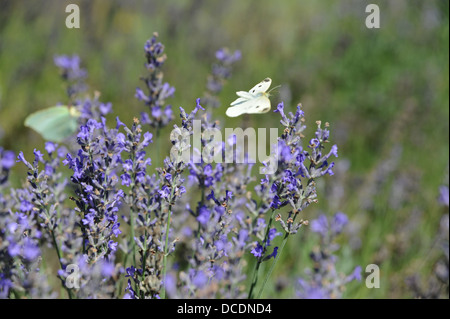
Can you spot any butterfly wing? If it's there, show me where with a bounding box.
[24,106,79,142]
[230,91,255,106]
[236,91,254,99]
[248,78,272,95]
[226,95,271,117]
[231,97,249,106]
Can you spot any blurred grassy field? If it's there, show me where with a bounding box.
[0,0,448,298]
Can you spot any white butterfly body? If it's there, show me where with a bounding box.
[226,78,272,117]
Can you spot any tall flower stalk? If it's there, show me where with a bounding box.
[248,102,338,298]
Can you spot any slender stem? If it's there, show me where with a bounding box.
[256,232,289,299]
[50,229,74,299]
[126,145,139,294]
[161,202,172,299]
[128,206,139,294]
[248,255,262,299]
[160,174,178,299]
[248,209,276,299]
[155,129,161,169]
[140,228,148,299]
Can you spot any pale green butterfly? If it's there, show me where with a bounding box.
[24,105,80,142]
[226,77,279,117]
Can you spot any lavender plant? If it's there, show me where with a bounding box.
[135,32,175,132]
[202,48,241,109]
[247,102,338,298]
[167,111,255,299]
[0,33,358,300]
[295,212,361,299]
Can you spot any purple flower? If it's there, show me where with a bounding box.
[0,149,15,170]
[296,279,329,299]
[331,212,348,235]
[20,200,34,212]
[203,48,241,108]
[270,195,282,209]
[215,48,241,64]
[310,214,328,236]
[108,240,118,252]
[274,102,288,123]
[125,266,139,278]
[439,185,449,207]
[347,266,362,282]
[99,102,112,115]
[123,159,133,172]
[82,212,95,226]
[7,241,20,257]
[121,173,132,187]
[142,132,153,147]
[111,223,122,237]
[124,280,136,299]
[251,242,264,258]
[54,54,87,95]
[0,277,13,299]
[266,247,279,260]
[77,125,90,140]
[196,206,211,226]
[16,151,30,166]
[54,55,81,71]
[237,229,249,249]
[44,142,57,155]
[101,261,115,277]
[152,106,162,118]
[158,185,171,198]
[266,228,280,246]
[192,271,208,288]
[330,145,338,158]
[23,239,40,261]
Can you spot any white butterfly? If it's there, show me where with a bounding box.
[226,77,274,117]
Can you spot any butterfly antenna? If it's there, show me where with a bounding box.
[269,85,281,93]
[268,84,281,97]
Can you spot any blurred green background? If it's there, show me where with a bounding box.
[0,0,448,298]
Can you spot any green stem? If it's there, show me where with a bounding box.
[160,175,179,299]
[155,129,161,169]
[51,229,74,299]
[256,232,289,299]
[140,228,148,299]
[160,202,174,299]
[248,209,276,299]
[248,255,262,299]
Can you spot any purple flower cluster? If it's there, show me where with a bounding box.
[0,34,356,299]
[1,146,68,298]
[64,118,124,263]
[122,100,208,298]
[135,32,175,130]
[203,48,241,108]
[244,102,339,298]
[296,212,361,299]
[0,147,14,186]
[53,54,114,144]
[54,54,88,98]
